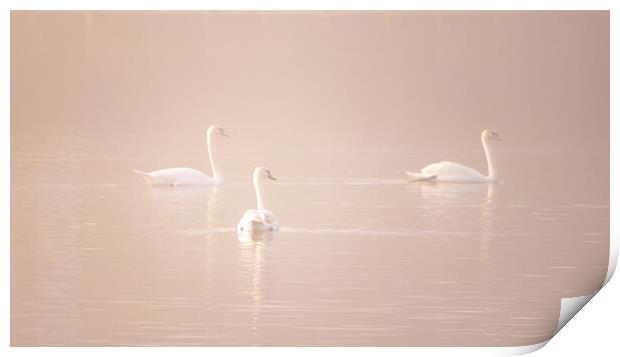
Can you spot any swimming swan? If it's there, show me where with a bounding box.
[237,167,280,234]
[133,125,228,186]
[406,129,502,183]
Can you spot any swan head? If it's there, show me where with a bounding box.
[207,125,229,138]
[482,129,503,142]
[253,167,277,182]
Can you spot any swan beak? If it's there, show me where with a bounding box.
[496,137,504,141]
[267,172,277,181]
[221,131,229,138]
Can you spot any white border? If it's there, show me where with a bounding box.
[2,1,616,356]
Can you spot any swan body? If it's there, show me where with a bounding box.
[238,209,279,233]
[407,161,490,183]
[132,167,219,186]
[133,125,228,186]
[407,129,502,183]
[238,167,279,233]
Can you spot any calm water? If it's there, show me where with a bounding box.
[11,11,609,346]
[10,148,608,346]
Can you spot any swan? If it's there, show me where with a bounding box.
[133,125,228,186]
[406,129,503,183]
[237,167,280,234]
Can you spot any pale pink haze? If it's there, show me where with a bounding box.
[11,11,609,346]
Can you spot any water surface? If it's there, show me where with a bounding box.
[11,149,609,346]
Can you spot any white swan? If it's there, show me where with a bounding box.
[406,129,503,183]
[133,125,228,186]
[237,167,280,234]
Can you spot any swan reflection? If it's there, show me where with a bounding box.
[413,181,496,201]
[480,184,496,284]
[204,186,220,229]
[237,233,274,338]
[481,183,496,251]
[407,182,497,278]
[204,186,220,287]
[407,182,497,249]
[145,185,220,204]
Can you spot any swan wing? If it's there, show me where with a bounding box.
[405,171,438,182]
[237,209,279,233]
[419,161,487,182]
[133,167,215,186]
[260,210,279,228]
[133,168,176,186]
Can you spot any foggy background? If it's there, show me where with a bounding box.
[11,11,609,184]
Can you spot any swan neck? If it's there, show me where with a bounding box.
[207,130,222,182]
[482,137,497,181]
[253,172,265,211]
